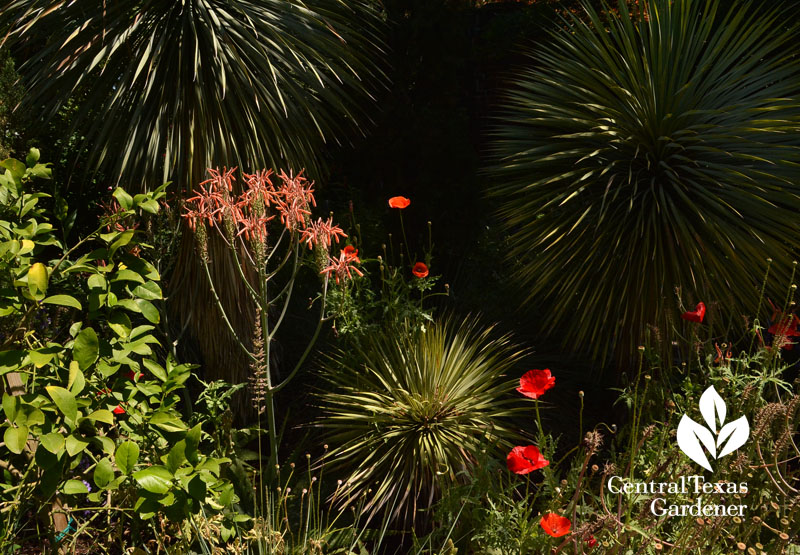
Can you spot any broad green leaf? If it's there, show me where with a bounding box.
[68,360,85,394]
[116,441,140,475]
[109,230,135,255]
[2,393,20,422]
[138,199,160,214]
[165,440,186,474]
[66,435,90,456]
[0,350,26,375]
[63,479,89,495]
[112,188,133,210]
[108,311,132,338]
[85,409,115,425]
[97,360,121,378]
[94,457,115,489]
[4,425,28,454]
[73,327,99,370]
[46,386,77,424]
[149,411,186,432]
[184,423,202,465]
[42,295,82,310]
[142,359,167,382]
[93,435,116,456]
[19,239,35,254]
[1,158,25,183]
[16,405,45,427]
[135,299,159,324]
[87,274,107,290]
[113,269,145,284]
[27,164,52,179]
[187,475,207,501]
[40,432,65,454]
[132,281,162,301]
[28,347,58,368]
[133,466,173,494]
[27,263,48,299]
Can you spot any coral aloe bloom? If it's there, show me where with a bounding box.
[681,302,706,323]
[507,445,549,474]
[517,369,555,399]
[112,405,125,415]
[388,196,410,209]
[540,513,572,538]
[412,262,429,278]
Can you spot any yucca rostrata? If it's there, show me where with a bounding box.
[183,167,359,471]
[490,0,800,367]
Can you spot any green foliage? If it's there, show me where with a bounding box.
[425,454,555,554]
[327,250,440,340]
[318,316,527,523]
[1,0,387,189]
[0,151,233,550]
[489,0,800,365]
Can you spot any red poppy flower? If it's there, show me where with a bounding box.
[126,370,143,381]
[586,536,597,548]
[540,513,572,538]
[681,302,705,323]
[95,388,112,397]
[506,445,550,474]
[343,245,360,263]
[517,369,555,399]
[388,196,410,209]
[412,262,429,278]
[112,405,126,415]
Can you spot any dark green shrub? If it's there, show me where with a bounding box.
[0,152,233,551]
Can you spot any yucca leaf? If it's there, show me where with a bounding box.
[1,0,387,189]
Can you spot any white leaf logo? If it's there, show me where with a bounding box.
[699,386,725,433]
[676,386,749,471]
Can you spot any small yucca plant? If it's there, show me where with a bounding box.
[489,0,800,365]
[317,317,526,523]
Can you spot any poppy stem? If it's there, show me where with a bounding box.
[534,399,545,441]
[398,212,412,267]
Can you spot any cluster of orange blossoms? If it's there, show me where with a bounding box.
[183,167,363,284]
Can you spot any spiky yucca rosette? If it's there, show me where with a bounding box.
[318,317,527,524]
[490,0,800,365]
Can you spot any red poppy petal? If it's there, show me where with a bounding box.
[540,513,572,537]
[388,196,411,209]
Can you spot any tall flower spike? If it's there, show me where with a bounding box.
[249,307,268,415]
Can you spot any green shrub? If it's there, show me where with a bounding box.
[318,316,527,523]
[489,0,800,365]
[0,151,233,551]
